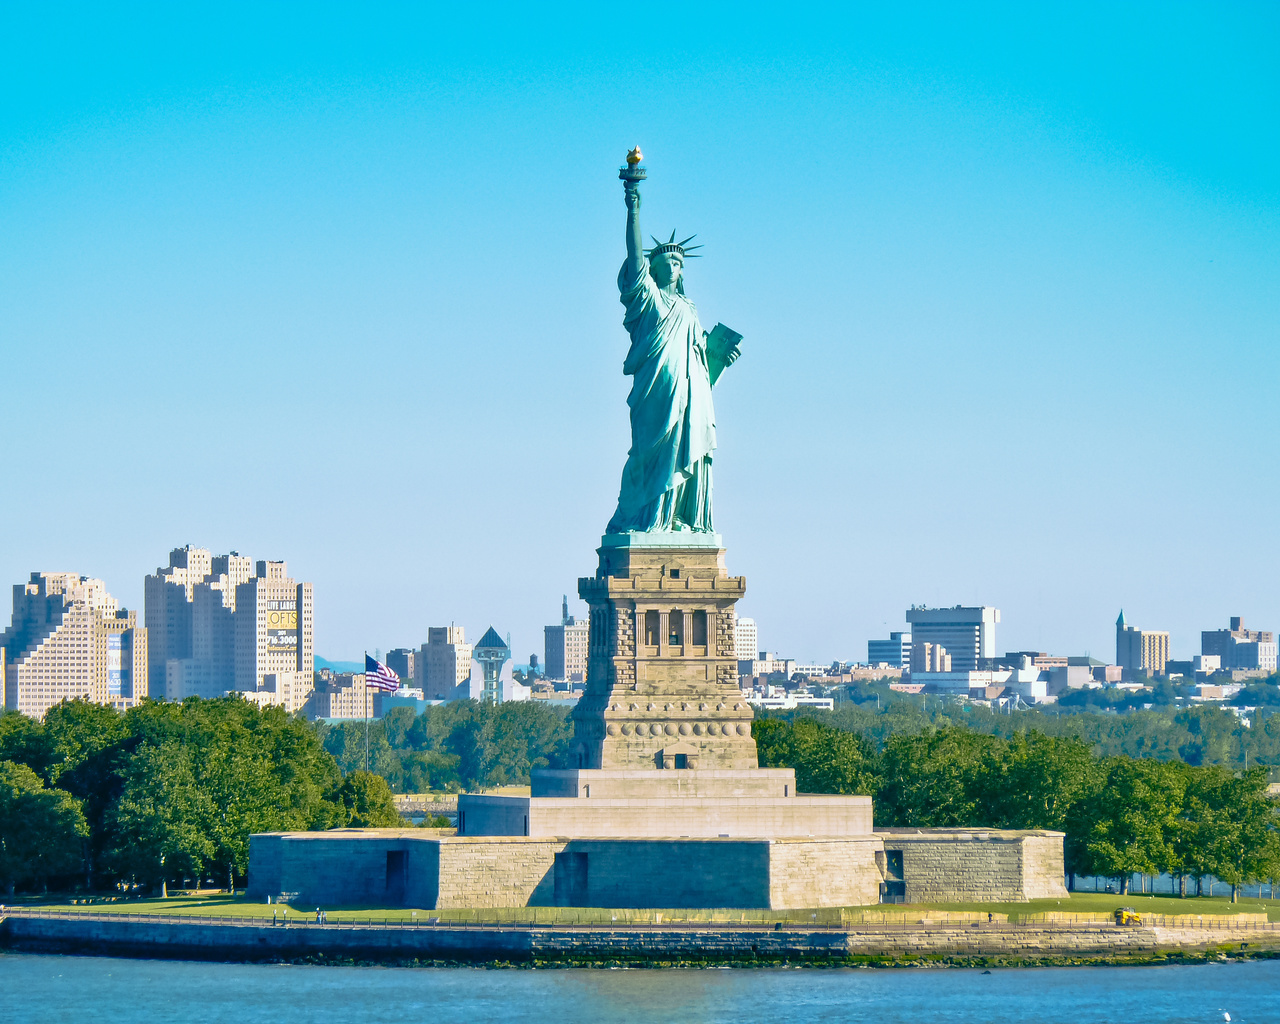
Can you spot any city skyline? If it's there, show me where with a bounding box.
[3,8,1277,665]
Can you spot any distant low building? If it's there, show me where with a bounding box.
[1115,610,1170,676]
[867,631,911,668]
[386,648,416,686]
[544,597,589,683]
[1202,616,1277,673]
[304,671,371,720]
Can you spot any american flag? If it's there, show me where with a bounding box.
[365,654,400,692]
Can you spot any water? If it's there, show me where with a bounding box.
[4,953,1278,1023]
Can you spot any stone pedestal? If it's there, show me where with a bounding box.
[572,533,755,770]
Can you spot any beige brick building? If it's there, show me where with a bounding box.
[2,573,148,719]
[303,671,372,720]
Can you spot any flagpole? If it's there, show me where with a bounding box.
[363,650,369,774]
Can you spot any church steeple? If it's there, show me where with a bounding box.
[1116,609,1126,627]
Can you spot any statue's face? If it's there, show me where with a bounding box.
[651,252,683,288]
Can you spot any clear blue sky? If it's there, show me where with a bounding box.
[2,4,1277,665]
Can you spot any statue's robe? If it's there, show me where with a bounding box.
[606,256,716,534]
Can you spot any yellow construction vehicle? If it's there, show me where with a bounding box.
[1115,907,1143,926]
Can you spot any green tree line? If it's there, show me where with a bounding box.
[0,698,403,896]
[315,700,573,792]
[825,685,1280,773]
[755,716,1280,899]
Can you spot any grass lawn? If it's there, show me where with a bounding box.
[7,892,1278,924]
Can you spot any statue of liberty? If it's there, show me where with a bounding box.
[606,150,742,537]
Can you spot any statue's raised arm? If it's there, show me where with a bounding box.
[624,179,644,284]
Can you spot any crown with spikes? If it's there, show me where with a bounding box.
[647,231,702,261]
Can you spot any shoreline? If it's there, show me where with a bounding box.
[4,911,1278,969]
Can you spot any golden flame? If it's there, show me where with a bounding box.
[626,146,643,166]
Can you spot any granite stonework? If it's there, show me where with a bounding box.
[247,824,1066,910]
[573,540,754,770]
[877,829,1069,904]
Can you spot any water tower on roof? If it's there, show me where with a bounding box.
[473,627,511,703]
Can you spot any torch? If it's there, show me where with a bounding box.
[619,146,646,194]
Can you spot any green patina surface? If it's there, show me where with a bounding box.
[605,162,740,538]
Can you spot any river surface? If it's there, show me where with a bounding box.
[4,952,1277,1023]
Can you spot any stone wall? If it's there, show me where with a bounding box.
[878,829,1069,903]
[7,912,1277,964]
[458,794,874,839]
[530,768,796,799]
[571,839,771,908]
[434,838,559,908]
[769,838,882,908]
[248,831,440,908]
[1020,833,1072,900]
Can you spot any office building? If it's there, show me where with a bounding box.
[1115,610,1170,676]
[904,606,999,672]
[2,573,148,719]
[868,631,911,668]
[386,648,416,686]
[734,616,758,661]
[421,626,472,699]
[1201,616,1277,672]
[544,597,589,683]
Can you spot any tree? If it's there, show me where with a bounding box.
[1065,757,1185,893]
[108,741,216,893]
[875,727,1001,827]
[323,771,403,827]
[754,717,878,794]
[42,699,130,887]
[984,732,1098,832]
[0,760,88,894]
[0,711,54,780]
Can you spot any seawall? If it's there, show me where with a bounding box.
[3,911,1278,965]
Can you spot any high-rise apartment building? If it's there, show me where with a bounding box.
[144,545,212,685]
[234,561,314,699]
[904,606,999,672]
[2,573,148,718]
[146,548,311,706]
[1115,610,1170,676]
[421,626,472,699]
[544,597,589,683]
[1201,616,1277,672]
[734,616,758,662]
[868,631,912,667]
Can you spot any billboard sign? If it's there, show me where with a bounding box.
[266,599,298,651]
